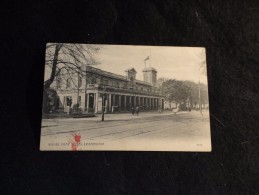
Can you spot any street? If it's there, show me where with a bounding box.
[40,110,211,151]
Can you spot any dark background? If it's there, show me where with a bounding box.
[1,0,258,194]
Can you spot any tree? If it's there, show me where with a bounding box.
[160,79,208,111]
[199,48,207,75]
[199,83,209,108]
[44,43,100,89]
[182,80,199,108]
[43,43,100,113]
[162,79,190,108]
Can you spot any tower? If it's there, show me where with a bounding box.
[142,67,157,86]
[125,68,137,81]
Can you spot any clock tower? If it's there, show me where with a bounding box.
[142,67,157,86]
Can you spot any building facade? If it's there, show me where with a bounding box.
[52,66,165,113]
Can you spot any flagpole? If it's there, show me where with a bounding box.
[198,54,203,116]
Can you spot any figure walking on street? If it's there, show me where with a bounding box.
[135,106,140,116]
[131,107,135,115]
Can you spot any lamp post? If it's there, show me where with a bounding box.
[102,100,105,121]
[198,80,202,115]
[198,60,202,116]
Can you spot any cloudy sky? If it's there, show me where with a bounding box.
[94,44,208,84]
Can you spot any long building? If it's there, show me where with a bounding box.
[51,65,165,113]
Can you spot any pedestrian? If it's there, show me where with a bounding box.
[158,106,161,113]
[136,106,139,116]
[131,107,135,115]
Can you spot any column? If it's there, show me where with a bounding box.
[162,98,164,109]
[124,95,127,111]
[94,93,98,113]
[112,94,115,106]
[129,96,132,108]
[86,93,89,111]
[118,95,121,111]
[109,93,112,112]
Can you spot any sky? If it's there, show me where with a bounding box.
[44,44,208,84]
[93,44,208,84]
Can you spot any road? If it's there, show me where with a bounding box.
[40,110,211,151]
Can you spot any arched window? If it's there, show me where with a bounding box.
[56,77,61,89]
[78,76,82,88]
[66,78,71,88]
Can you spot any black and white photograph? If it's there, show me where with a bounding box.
[2,0,258,193]
[41,44,211,151]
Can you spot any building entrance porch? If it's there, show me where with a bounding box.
[85,91,164,114]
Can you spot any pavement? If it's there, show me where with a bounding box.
[40,110,211,151]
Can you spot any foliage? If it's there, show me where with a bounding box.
[161,79,208,108]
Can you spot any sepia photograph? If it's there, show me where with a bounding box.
[40,44,211,151]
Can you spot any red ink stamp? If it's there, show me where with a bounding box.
[68,132,81,151]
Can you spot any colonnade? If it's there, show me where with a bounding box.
[86,92,164,113]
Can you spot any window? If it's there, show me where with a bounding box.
[56,77,61,89]
[55,97,60,108]
[103,79,108,86]
[66,78,71,88]
[78,96,81,106]
[78,76,82,88]
[65,96,72,106]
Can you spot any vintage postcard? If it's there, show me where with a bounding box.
[40,44,211,151]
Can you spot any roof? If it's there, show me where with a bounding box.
[142,67,157,72]
[125,67,137,73]
[86,66,127,81]
[136,80,152,86]
[85,66,153,86]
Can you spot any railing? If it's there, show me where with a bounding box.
[87,84,99,88]
[86,84,164,96]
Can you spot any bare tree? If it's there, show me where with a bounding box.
[44,43,100,89]
[200,48,207,75]
[43,43,100,114]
